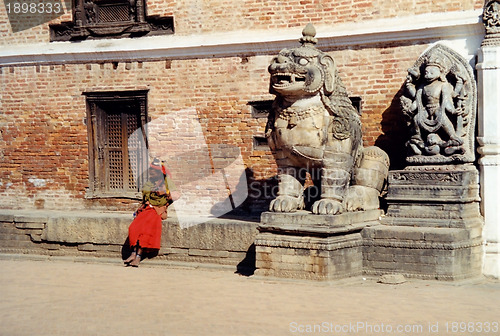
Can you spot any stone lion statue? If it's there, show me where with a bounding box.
[265,24,389,215]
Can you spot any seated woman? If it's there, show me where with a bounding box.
[124,191,170,267]
[124,158,176,267]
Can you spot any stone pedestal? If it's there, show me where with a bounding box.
[255,210,382,280]
[364,165,483,280]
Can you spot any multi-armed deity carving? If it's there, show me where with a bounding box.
[265,24,389,215]
[400,44,477,164]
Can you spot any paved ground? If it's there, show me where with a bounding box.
[0,255,499,336]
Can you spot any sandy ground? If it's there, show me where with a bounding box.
[0,255,499,336]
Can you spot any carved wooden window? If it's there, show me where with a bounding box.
[81,0,142,25]
[84,91,148,198]
[50,0,174,41]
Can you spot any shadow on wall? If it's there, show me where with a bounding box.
[375,83,411,171]
[212,167,278,221]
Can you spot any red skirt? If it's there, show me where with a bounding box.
[128,206,162,249]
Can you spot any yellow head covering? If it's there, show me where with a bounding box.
[147,191,170,207]
[142,182,170,206]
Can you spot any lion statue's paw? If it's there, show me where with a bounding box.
[344,192,364,212]
[269,195,304,213]
[312,199,343,215]
[344,185,381,212]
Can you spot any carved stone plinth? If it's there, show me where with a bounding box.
[384,165,482,228]
[255,210,382,280]
[364,164,483,280]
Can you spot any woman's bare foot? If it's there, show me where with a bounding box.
[124,252,136,264]
[129,255,141,267]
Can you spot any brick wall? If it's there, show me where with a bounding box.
[0,0,484,211]
[0,44,431,210]
[0,56,273,210]
[0,0,483,45]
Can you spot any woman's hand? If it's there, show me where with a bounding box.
[153,205,168,219]
[171,191,181,201]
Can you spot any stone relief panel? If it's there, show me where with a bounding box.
[400,44,477,164]
[483,0,500,46]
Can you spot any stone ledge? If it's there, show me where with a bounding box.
[363,225,481,242]
[0,209,259,266]
[165,219,259,252]
[364,237,483,250]
[15,222,46,230]
[0,214,14,222]
[259,210,382,236]
[255,232,364,251]
[362,224,484,281]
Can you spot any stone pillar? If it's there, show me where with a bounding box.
[477,0,500,279]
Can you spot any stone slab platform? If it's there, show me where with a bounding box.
[259,209,383,236]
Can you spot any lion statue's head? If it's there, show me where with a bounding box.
[268,23,336,99]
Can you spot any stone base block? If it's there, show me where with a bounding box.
[363,225,483,280]
[255,210,382,280]
[255,232,363,280]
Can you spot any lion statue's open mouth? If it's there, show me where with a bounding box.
[272,73,306,87]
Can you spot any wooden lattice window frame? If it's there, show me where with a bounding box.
[50,0,174,41]
[84,90,149,199]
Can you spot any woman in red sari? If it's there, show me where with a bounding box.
[124,192,169,267]
[124,159,175,267]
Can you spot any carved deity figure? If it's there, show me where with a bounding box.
[401,44,477,164]
[266,24,389,215]
[405,55,465,156]
[84,0,96,24]
[483,0,500,45]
